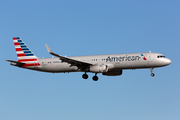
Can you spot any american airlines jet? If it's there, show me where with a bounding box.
[6,37,171,81]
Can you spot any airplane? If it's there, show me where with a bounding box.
[6,37,171,81]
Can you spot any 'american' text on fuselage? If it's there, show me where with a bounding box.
[106,55,141,62]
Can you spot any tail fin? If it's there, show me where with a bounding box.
[13,37,38,64]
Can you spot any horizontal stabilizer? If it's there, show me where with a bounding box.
[6,60,26,66]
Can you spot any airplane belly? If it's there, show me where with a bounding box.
[40,62,77,73]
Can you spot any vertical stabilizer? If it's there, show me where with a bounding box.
[13,37,40,67]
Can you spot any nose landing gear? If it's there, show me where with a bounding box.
[150,68,155,77]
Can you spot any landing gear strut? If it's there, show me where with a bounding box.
[82,73,88,79]
[92,73,98,81]
[150,68,155,77]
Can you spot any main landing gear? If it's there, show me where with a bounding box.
[82,73,88,79]
[92,73,98,81]
[82,73,99,81]
[150,68,155,77]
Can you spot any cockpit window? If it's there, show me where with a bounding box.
[157,55,166,58]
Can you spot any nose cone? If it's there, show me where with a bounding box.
[164,58,171,65]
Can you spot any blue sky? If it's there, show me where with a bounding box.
[1,0,180,120]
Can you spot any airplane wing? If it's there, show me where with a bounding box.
[45,44,92,69]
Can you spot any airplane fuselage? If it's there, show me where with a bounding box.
[7,37,171,81]
[12,52,171,73]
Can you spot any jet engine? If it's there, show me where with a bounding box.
[102,70,122,76]
[89,64,108,73]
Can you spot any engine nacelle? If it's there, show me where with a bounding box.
[89,65,108,73]
[102,70,123,76]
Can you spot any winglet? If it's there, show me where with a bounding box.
[45,44,52,53]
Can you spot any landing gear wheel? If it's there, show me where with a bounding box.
[151,73,155,77]
[92,76,98,81]
[82,74,88,79]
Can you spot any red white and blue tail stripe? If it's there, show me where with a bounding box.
[13,37,40,67]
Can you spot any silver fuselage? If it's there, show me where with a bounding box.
[18,52,171,73]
